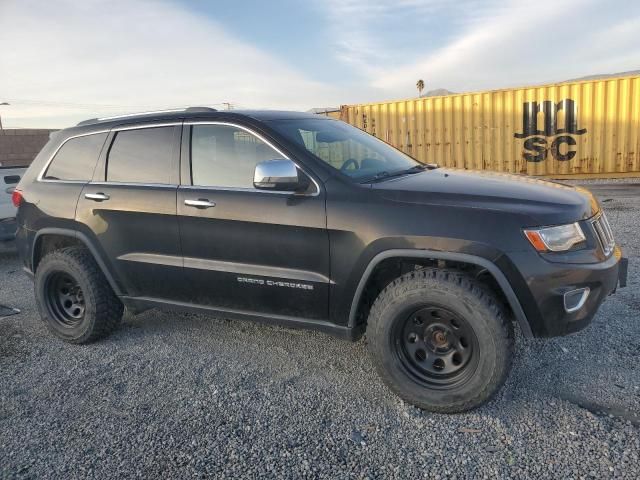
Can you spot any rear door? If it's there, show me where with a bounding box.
[76,122,185,300]
[177,121,330,320]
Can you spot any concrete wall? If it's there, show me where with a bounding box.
[0,129,56,168]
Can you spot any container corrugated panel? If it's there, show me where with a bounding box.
[339,75,640,178]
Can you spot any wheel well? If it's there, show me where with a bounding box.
[33,234,84,271]
[354,257,513,328]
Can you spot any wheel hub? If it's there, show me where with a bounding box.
[395,306,479,387]
[433,331,447,346]
[426,325,451,351]
[45,272,86,327]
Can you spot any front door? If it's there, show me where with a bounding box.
[177,122,329,320]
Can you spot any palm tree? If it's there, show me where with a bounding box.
[416,79,425,97]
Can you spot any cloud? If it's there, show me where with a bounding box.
[369,0,587,90]
[319,0,640,96]
[579,16,640,70]
[0,0,342,128]
[1,0,639,128]
[319,0,457,73]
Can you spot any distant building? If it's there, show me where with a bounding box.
[422,88,456,97]
[0,129,56,167]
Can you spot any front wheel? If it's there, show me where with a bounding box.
[366,268,514,413]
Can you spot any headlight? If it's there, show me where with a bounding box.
[524,223,586,252]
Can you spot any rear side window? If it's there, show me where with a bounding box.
[44,133,107,181]
[106,127,174,184]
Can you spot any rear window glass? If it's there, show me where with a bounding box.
[43,133,107,181]
[106,127,174,184]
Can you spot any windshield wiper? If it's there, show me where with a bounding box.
[360,164,429,184]
[402,163,440,172]
[402,164,429,173]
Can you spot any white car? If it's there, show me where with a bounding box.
[1,166,27,243]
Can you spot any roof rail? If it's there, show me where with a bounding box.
[184,107,218,113]
[76,118,99,126]
[76,106,218,126]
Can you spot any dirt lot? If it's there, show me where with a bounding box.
[1,183,639,479]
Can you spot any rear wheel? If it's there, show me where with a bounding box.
[35,246,124,344]
[45,271,87,326]
[366,268,514,412]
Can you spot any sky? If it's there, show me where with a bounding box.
[0,0,638,128]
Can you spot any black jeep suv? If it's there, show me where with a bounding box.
[14,107,627,412]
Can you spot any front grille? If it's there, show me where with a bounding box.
[591,212,615,256]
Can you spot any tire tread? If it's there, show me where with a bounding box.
[366,268,514,413]
[37,246,123,344]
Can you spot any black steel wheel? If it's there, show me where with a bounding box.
[45,272,86,327]
[366,268,514,413]
[395,305,479,389]
[35,246,123,344]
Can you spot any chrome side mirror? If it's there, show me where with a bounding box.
[253,159,308,192]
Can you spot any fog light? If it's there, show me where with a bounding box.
[564,287,590,313]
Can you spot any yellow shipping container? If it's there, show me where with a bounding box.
[339,75,640,178]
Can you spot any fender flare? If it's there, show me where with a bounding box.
[347,249,533,338]
[32,227,123,296]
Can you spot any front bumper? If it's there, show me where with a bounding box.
[506,246,626,337]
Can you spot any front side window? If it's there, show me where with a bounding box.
[267,118,421,183]
[190,124,286,188]
[106,127,174,184]
[44,133,107,181]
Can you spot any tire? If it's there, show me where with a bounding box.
[366,268,514,413]
[35,246,124,344]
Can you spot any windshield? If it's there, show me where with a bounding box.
[267,118,421,182]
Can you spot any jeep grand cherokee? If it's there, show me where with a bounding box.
[13,107,627,412]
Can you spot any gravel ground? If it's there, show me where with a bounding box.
[1,185,639,479]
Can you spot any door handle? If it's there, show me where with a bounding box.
[84,192,110,201]
[184,199,216,209]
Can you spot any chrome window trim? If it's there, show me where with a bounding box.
[185,121,321,197]
[88,181,178,189]
[38,124,181,185]
[37,179,88,185]
[38,121,321,196]
[37,130,110,183]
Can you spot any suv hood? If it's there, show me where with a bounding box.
[371,168,599,226]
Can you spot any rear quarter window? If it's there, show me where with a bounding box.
[43,133,108,181]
